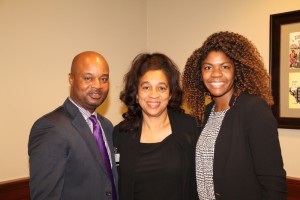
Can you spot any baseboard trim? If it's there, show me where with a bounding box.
[0,177,30,200]
[0,176,299,199]
[286,176,300,200]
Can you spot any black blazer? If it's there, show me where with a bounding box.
[202,92,287,199]
[113,109,200,200]
[28,98,118,200]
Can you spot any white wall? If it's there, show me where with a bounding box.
[0,0,147,181]
[0,0,299,182]
[147,0,300,177]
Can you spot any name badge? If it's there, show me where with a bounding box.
[115,153,120,163]
[114,147,120,166]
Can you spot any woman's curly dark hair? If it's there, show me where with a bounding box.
[182,31,274,126]
[120,53,183,133]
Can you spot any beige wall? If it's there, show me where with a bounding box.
[0,0,147,181]
[146,0,300,177]
[0,0,299,181]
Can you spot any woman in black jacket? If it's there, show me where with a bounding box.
[113,53,200,200]
[182,31,287,200]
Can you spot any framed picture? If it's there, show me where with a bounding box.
[270,10,300,129]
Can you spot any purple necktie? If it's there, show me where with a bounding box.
[89,115,117,200]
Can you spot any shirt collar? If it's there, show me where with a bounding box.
[68,97,97,120]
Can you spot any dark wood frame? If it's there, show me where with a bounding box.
[270,10,300,129]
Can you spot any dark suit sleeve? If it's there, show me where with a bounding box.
[246,98,287,199]
[28,118,68,200]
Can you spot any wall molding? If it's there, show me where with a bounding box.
[286,176,300,200]
[0,177,30,200]
[0,176,299,199]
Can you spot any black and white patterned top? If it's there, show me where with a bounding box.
[195,106,229,200]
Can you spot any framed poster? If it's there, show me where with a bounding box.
[270,10,300,129]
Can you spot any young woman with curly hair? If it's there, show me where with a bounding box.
[113,53,199,200]
[182,31,287,199]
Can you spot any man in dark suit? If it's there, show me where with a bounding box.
[28,51,118,200]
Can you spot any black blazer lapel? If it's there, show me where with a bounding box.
[209,99,234,179]
[117,124,141,200]
[167,109,189,148]
[123,125,141,172]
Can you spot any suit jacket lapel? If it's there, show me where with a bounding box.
[63,99,108,176]
[98,116,114,159]
[98,116,119,185]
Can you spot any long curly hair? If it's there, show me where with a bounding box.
[182,31,273,126]
[120,53,183,133]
